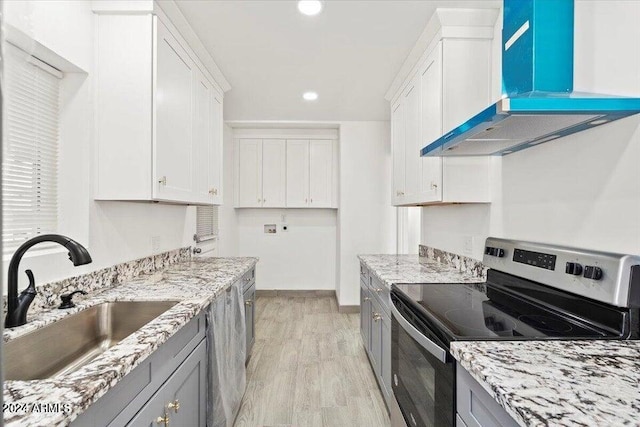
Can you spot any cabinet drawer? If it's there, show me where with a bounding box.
[370,276,390,315]
[242,267,256,292]
[456,363,518,427]
[360,263,369,285]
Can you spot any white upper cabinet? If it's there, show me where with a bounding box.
[155,19,194,203]
[388,9,497,206]
[94,13,225,205]
[236,139,286,208]
[286,139,310,208]
[236,137,337,209]
[391,101,406,204]
[309,140,333,207]
[237,139,263,208]
[261,139,287,208]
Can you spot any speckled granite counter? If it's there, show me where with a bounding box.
[358,254,486,287]
[3,256,258,427]
[451,340,640,427]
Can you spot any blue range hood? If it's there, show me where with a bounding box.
[421,0,640,157]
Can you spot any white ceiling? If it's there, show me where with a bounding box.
[176,1,500,122]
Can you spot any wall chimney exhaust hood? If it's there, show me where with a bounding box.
[421,0,640,157]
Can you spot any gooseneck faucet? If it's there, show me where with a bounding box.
[5,234,92,328]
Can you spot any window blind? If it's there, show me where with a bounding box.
[196,205,219,242]
[3,44,62,253]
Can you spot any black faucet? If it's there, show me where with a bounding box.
[5,234,92,328]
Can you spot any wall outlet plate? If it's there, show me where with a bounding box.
[264,224,277,234]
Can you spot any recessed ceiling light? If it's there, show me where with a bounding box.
[298,0,323,16]
[589,119,609,125]
[303,91,318,101]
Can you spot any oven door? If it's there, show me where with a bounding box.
[391,299,455,427]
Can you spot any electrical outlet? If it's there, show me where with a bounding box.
[151,235,161,253]
[264,224,277,234]
[463,236,473,255]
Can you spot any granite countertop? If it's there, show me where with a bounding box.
[358,254,486,287]
[3,256,258,427]
[451,340,640,426]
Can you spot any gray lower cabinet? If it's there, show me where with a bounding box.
[241,267,256,361]
[456,363,518,427]
[360,279,371,354]
[128,340,206,426]
[243,281,256,360]
[359,262,393,409]
[72,311,206,427]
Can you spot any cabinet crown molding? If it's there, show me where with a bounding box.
[385,7,499,102]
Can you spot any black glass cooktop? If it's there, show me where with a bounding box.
[391,269,628,345]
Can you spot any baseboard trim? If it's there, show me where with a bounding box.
[338,305,360,314]
[256,290,335,298]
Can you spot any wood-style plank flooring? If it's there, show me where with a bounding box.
[234,296,391,427]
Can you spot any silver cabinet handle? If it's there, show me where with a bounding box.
[375,288,384,293]
[158,176,167,185]
[430,182,438,190]
[209,188,218,195]
[245,300,253,306]
[363,297,370,302]
[372,313,382,322]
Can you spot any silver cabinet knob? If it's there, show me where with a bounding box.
[158,176,167,185]
[372,313,382,322]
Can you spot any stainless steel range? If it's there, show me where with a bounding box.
[390,238,640,427]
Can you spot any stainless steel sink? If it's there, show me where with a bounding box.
[4,301,178,381]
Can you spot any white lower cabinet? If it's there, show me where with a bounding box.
[390,13,497,207]
[236,138,337,208]
[94,14,224,205]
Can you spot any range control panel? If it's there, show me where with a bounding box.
[482,237,640,308]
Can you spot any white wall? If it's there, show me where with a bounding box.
[338,121,396,306]
[237,209,337,290]
[217,124,239,256]
[421,1,640,259]
[3,1,196,292]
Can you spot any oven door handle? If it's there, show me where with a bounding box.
[391,303,447,363]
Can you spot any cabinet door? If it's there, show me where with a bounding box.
[391,100,406,205]
[191,68,212,204]
[128,341,207,427]
[166,341,207,427]
[403,77,420,202]
[286,139,309,207]
[209,93,223,204]
[419,42,444,202]
[381,313,392,401]
[154,19,194,202]
[360,281,371,351]
[261,139,286,207]
[370,298,382,378]
[309,140,333,208]
[244,284,256,360]
[237,139,262,207]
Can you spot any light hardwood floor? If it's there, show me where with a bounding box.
[234,296,391,427]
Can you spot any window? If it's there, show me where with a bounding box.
[195,205,219,242]
[3,44,62,253]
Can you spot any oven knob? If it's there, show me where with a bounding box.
[584,266,603,280]
[565,262,583,276]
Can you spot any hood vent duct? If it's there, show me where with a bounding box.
[421,0,640,157]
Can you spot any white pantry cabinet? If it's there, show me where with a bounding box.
[235,138,337,209]
[236,139,286,208]
[390,12,496,206]
[94,14,224,205]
